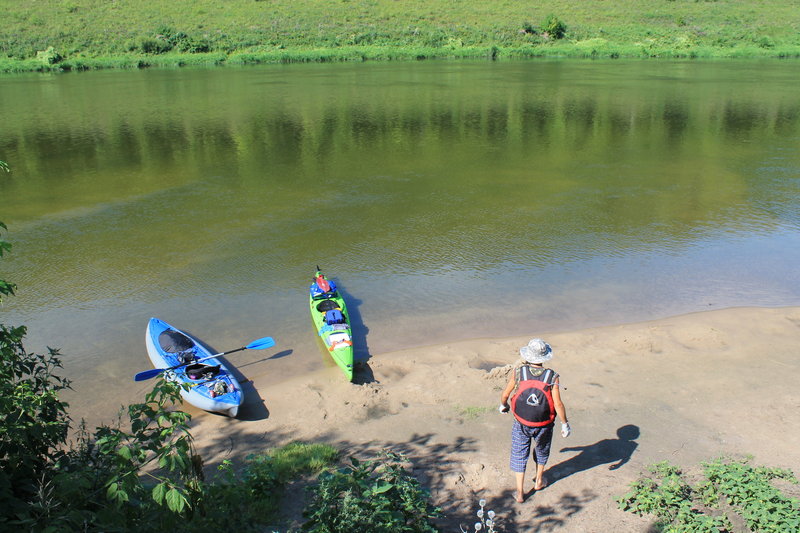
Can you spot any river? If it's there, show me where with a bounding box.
[1,60,799,425]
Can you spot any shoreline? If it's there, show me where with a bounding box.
[4,47,800,75]
[185,305,800,531]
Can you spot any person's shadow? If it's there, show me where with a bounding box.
[547,424,640,486]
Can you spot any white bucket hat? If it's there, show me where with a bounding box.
[520,338,553,364]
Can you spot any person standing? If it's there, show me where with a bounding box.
[499,338,570,503]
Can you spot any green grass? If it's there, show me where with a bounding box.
[200,441,339,530]
[2,0,800,72]
[267,441,339,481]
[457,405,494,420]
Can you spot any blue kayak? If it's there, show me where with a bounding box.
[144,317,243,417]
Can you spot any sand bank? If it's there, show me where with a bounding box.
[187,306,800,532]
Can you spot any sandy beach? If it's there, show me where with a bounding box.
[184,306,800,532]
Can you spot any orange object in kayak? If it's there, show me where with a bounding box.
[315,273,331,293]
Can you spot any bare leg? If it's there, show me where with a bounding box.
[514,471,525,502]
[534,463,547,490]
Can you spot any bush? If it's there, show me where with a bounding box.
[541,15,567,40]
[618,457,799,532]
[35,46,62,64]
[302,450,441,532]
[139,37,173,54]
[178,37,212,54]
[0,324,72,519]
[145,26,213,54]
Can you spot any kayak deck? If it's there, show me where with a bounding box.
[145,317,244,417]
[309,271,354,381]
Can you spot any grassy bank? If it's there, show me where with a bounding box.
[2,0,800,72]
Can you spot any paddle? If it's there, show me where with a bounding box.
[134,336,275,381]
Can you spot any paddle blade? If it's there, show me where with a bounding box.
[134,367,166,381]
[246,336,275,350]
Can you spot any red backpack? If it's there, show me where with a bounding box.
[511,366,557,427]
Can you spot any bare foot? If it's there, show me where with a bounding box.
[534,477,548,491]
[514,490,524,503]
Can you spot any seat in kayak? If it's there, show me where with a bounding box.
[316,299,340,312]
[159,329,194,353]
[185,363,221,381]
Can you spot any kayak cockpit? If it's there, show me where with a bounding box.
[185,363,221,381]
[159,329,197,364]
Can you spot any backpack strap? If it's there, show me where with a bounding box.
[517,366,557,387]
[517,365,555,381]
[514,364,530,390]
[542,368,560,387]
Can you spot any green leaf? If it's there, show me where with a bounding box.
[372,481,394,494]
[152,482,167,504]
[165,487,186,513]
[117,445,132,460]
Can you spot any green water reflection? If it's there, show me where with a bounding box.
[1,61,798,420]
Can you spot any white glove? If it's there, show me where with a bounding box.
[499,403,510,413]
[561,422,571,438]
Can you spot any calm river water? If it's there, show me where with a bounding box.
[1,60,799,423]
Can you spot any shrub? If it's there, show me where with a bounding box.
[139,37,172,54]
[541,15,567,40]
[36,46,62,64]
[0,324,72,516]
[701,457,799,532]
[302,450,441,532]
[756,36,776,49]
[618,457,799,532]
[178,37,212,54]
[137,27,213,54]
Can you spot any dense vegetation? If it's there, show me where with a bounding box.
[0,215,439,531]
[2,0,800,73]
[618,458,800,532]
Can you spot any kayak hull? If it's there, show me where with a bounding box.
[309,272,354,381]
[145,317,244,417]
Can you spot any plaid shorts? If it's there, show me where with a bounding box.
[509,420,554,473]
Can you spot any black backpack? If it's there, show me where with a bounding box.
[511,366,557,427]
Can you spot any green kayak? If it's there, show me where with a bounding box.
[309,268,354,381]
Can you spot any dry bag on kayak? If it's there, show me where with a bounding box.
[324,309,345,325]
